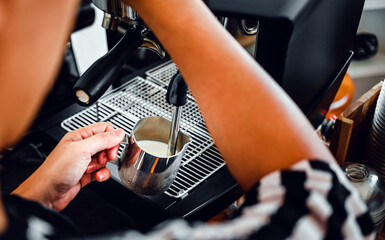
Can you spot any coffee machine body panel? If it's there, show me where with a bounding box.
[282,0,364,115]
[205,0,365,125]
[205,0,311,20]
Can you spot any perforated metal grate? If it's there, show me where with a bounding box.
[61,76,225,198]
[146,60,195,100]
[145,60,178,86]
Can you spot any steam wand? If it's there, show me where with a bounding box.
[166,73,188,156]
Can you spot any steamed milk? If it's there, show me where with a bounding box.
[137,140,170,157]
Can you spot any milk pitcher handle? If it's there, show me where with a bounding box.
[118,134,130,169]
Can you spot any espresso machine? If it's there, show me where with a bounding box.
[28,0,367,233]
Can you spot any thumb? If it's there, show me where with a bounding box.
[80,128,125,156]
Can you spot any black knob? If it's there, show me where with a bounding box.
[73,1,95,32]
[166,73,188,107]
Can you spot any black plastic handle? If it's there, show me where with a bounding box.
[166,73,188,107]
[73,0,95,32]
[73,29,143,106]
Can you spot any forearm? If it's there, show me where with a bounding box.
[0,0,80,148]
[126,0,335,190]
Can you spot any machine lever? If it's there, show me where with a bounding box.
[73,29,144,106]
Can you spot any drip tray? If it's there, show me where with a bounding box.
[61,76,225,198]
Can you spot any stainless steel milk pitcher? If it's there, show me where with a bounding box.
[118,116,192,195]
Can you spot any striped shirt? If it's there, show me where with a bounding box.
[1,160,376,239]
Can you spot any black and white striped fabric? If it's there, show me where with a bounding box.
[104,160,375,240]
[1,160,376,240]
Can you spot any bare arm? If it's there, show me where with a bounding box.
[0,0,80,149]
[0,0,80,233]
[126,0,336,190]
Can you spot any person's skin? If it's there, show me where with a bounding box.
[0,0,336,236]
[0,0,126,231]
[0,0,113,234]
[11,123,125,211]
[124,0,336,189]
[0,0,77,149]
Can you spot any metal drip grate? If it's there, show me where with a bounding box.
[61,76,225,198]
[146,60,195,100]
[146,60,178,86]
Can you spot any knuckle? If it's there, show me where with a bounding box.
[103,122,115,132]
[105,122,114,129]
[100,132,112,145]
[59,142,72,152]
[62,131,75,140]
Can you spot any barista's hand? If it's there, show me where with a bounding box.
[12,122,125,211]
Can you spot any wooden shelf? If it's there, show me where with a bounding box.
[364,0,385,11]
[348,52,385,79]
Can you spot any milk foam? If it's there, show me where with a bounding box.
[137,140,170,157]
